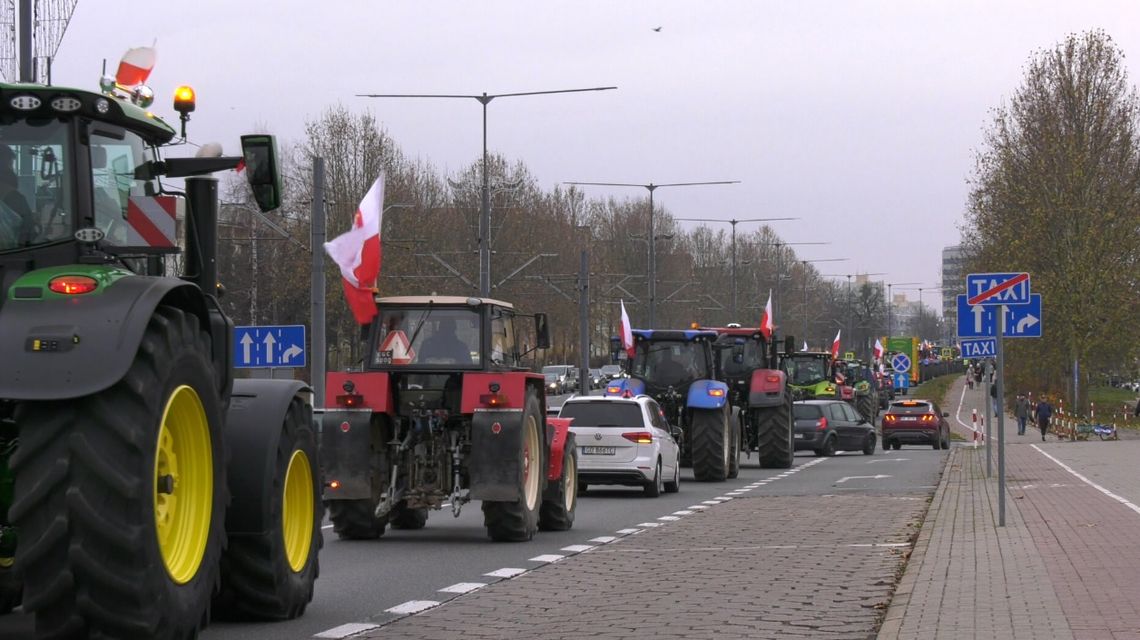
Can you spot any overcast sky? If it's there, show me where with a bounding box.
[47,1,1140,314]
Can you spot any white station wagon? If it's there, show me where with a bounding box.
[558,395,681,497]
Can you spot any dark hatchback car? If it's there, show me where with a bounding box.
[793,400,877,456]
[881,399,950,450]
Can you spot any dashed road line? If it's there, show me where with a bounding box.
[589,536,618,543]
[615,528,641,534]
[438,582,486,594]
[384,600,440,615]
[657,515,680,521]
[637,521,662,527]
[528,554,565,563]
[561,544,594,553]
[314,622,381,638]
[672,510,695,515]
[483,567,526,578]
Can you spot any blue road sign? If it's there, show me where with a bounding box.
[956,294,1042,339]
[893,372,910,389]
[890,353,911,373]
[959,338,997,358]
[234,325,307,368]
[965,272,1031,306]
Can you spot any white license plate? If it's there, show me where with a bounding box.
[794,433,805,439]
[900,416,917,421]
[582,446,616,455]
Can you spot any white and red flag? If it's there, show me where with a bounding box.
[873,338,884,361]
[619,299,635,359]
[324,174,385,325]
[759,290,774,339]
[115,44,157,88]
[831,329,841,359]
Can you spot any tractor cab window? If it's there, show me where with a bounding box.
[372,307,482,367]
[0,117,73,252]
[489,306,516,366]
[633,340,708,387]
[90,128,160,247]
[786,357,827,386]
[718,338,765,377]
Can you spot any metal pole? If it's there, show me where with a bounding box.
[311,158,327,407]
[479,95,492,297]
[578,249,589,394]
[647,186,656,329]
[774,242,781,328]
[887,283,892,343]
[985,360,992,478]
[18,0,32,82]
[996,304,1006,526]
[250,209,258,324]
[730,221,737,320]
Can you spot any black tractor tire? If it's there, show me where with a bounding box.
[328,499,387,540]
[690,408,729,482]
[857,395,875,424]
[10,306,227,639]
[727,414,741,479]
[389,503,429,530]
[483,393,545,541]
[863,435,877,455]
[539,434,577,531]
[0,563,20,614]
[754,398,794,469]
[644,459,664,497]
[216,396,322,620]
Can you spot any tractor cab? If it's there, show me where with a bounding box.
[624,329,717,395]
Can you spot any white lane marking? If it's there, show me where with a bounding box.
[687,505,709,510]
[657,515,680,521]
[672,510,695,516]
[321,524,334,530]
[954,380,982,435]
[589,536,617,543]
[438,582,486,594]
[528,554,565,563]
[702,500,723,505]
[315,622,382,638]
[847,543,911,548]
[835,475,891,484]
[484,567,526,578]
[1032,445,1140,517]
[384,600,440,615]
[867,458,909,464]
[714,496,734,500]
[615,528,641,534]
[637,522,662,527]
[562,544,594,553]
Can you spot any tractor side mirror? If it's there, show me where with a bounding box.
[732,338,745,364]
[240,134,282,212]
[534,313,551,349]
[784,335,795,355]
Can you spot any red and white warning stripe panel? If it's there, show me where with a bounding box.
[124,195,179,247]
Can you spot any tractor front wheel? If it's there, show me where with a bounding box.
[11,306,226,639]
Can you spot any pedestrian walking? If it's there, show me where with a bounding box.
[1015,393,1029,435]
[990,381,999,417]
[1034,395,1054,441]
[966,363,975,389]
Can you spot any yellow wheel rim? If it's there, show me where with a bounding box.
[522,415,541,510]
[563,451,576,512]
[153,385,213,585]
[282,449,314,573]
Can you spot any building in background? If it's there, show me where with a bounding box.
[941,245,965,332]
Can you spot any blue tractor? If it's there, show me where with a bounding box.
[606,330,735,482]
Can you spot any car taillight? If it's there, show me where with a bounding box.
[922,414,934,423]
[606,385,621,395]
[622,431,653,444]
[816,417,828,431]
[335,394,363,407]
[883,414,897,423]
[765,374,781,383]
[49,275,98,295]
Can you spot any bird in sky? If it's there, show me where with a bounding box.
[652,26,662,32]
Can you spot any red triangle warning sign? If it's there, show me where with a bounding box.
[379,330,416,365]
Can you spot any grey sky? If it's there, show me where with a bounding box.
[49,1,1140,314]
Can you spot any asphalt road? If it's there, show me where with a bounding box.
[0,399,947,640]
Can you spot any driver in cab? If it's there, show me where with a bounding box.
[418,317,474,364]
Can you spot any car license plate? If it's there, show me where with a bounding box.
[794,433,805,439]
[582,446,615,455]
[900,416,917,421]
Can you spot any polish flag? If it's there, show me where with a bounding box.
[831,329,841,359]
[801,340,808,352]
[324,174,385,325]
[759,290,774,339]
[873,339,884,361]
[115,44,157,88]
[619,299,635,359]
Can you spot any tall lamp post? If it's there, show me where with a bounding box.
[821,272,886,356]
[564,180,740,328]
[674,216,797,320]
[358,86,617,297]
[760,240,829,331]
[796,258,848,340]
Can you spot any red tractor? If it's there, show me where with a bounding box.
[318,296,577,541]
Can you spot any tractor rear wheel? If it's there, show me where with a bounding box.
[215,396,322,620]
[857,395,875,423]
[483,393,545,541]
[10,306,226,639]
[539,434,577,531]
[690,408,729,482]
[754,397,794,469]
[726,410,741,479]
[328,500,386,540]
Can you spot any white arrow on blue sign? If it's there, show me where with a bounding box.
[956,294,1042,339]
[966,272,1031,306]
[959,338,997,358]
[233,325,307,368]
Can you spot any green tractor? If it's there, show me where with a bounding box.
[0,77,321,637]
[837,359,880,423]
[783,351,848,401]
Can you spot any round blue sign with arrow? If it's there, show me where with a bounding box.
[891,353,911,373]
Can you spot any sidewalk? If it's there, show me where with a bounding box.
[879,376,1140,640]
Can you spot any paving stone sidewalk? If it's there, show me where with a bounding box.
[357,495,928,640]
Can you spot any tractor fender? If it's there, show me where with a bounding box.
[604,377,646,397]
[314,407,375,502]
[223,378,312,534]
[0,274,210,401]
[469,409,526,502]
[747,369,789,408]
[686,379,729,410]
[545,417,573,481]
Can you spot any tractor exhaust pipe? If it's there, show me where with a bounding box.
[184,176,219,297]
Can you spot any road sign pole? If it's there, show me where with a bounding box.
[311,158,326,407]
[996,304,1006,526]
[985,372,992,478]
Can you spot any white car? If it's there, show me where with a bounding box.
[558,395,681,497]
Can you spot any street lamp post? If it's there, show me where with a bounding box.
[821,272,886,357]
[359,86,617,297]
[674,216,797,320]
[564,180,740,328]
[759,240,828,333]
[796,258,848,340]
